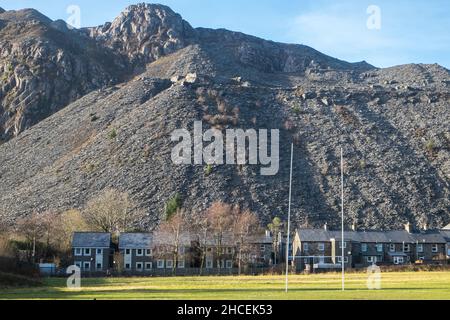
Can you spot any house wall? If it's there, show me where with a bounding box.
[72,247,111,272]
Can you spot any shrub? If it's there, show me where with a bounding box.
[108,129,117,140]
[165,193,182,220]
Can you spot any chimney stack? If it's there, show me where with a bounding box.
[404,222,412,233]
[351,223,357,231]
[324,222,328,231]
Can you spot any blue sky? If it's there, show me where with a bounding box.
[1,0,449,68]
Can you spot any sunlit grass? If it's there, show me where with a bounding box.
[1,271,450,300]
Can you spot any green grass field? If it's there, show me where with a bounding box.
[1,271,450,300]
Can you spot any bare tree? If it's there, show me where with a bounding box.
[83,189,145,236]
[190,210,211,275]
[206,202,234,271]
[156,208,189,274]
[231,208,261,274]
[52,209,90,253]
[16,211,55,263]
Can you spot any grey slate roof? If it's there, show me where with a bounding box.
[72,232,111,248]
[119,233,153,249]
[440,230,450,241]
[411,231,446,243]
[297,228,445,244]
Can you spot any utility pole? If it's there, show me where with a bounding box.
[285,143,294,293]
[341,147,345,291]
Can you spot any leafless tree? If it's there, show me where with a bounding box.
[83,189,145,236]
[156,208,189,274]
[231,208,261,274]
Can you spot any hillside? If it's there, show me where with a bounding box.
[0,3,449,229]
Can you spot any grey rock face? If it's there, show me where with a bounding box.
[84,3,195,66]
[0,9,129,142]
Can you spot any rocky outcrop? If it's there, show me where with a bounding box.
[0,9,129,142]
[84,3,195,67]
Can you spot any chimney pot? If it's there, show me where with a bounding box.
[324,223,328,231]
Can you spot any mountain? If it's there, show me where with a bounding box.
[0,4,449,230]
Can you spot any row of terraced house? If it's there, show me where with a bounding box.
[71,223,450,275]
[71,231,275,275]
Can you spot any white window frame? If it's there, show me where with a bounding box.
[403,244,410,252]
[75,261,82,268]
[125,249,131,255]
[318,243,325,251]
[226,260,233,269]
[157,260,165,269]
[206,259,213,269]
[136,249,144,257]
[367,256,377,263]
[393,256,404,265]
[260,245,265,252]
[432,244,439,253]
[376,244,383,253]
[417,244,424,253]
[83,248,91,256]
[145,249,152,256]
[74,248,82,256]
[337,256,348,263]
[83,261,91,270]
[339,241,347,249]
[178,260,185,269]
[96,248,103,255]
[361,243,368,252]
[125,263,131,270]
[96,262,102,270]
[136,262,143,272]
[145,262,153,270]
[166,260,174,269]
[389,244,395,252]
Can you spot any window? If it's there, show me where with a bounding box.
[227,247,233,254]
[178,260,185,269]
[389,244,395,252]
[145,249,152,256]
[206,259,213,269]
[393,256,404,265]
[260,245,266,252]
[136,262,143,271]
[84,248,91,256]
[417,244,424,253]
[339,242,347,249]
[75,248,82,256]
[318,243,325,251]
[166,260,174,269]
[303,243,309,252]
[83,262,90,270]
[418,256,425,261]
[96,263,102,270]
[96,249,102,255]
[179,247,186,255]
[403,244,410,252]
[145,262,152,270]
[125,263,131,270]
[337,256,348,263]
[125,249,131,255]
[207,248,212,252]
[432,244,439,253]
[137,249,143,256]
[361,243,368,252]
[226,260,233,269]
[157,260,164,269]
[367,256,377,263]
[75,261,82,268]
[376,244,383,253]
